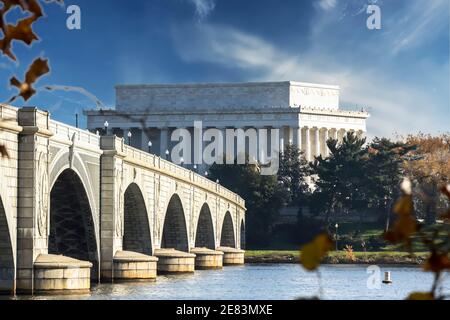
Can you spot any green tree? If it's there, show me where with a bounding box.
[278,144,310,204]
[309,132,368,228]
[365,138,415,230]
[403,133,450,225]
[208,161,286,248]
[278,144,311,229]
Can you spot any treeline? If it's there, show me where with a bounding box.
[208,132,450,248]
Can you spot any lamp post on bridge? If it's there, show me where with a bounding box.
[165,149,170,161]
[104,121,109,135]
[335,223,339,251]
[148,140,152,153]
[127,131,132,146]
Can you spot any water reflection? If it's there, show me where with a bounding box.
[8,264,450,300]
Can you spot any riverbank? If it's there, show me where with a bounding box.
[245,251,429,265]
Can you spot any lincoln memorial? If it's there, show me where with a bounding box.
[84,81,369,170]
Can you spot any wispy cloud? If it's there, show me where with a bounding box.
[171,0,449,139]
[316,0,337,11]
[187,0,216,21]
[387,0,448,55]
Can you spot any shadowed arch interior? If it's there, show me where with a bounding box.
[0,196,14,293]
[195,203,215,249]
[240,220,246,250]
[49,169,99,279]
[123,183,152,255]
[161,194,189,252]
[220,211,236,248]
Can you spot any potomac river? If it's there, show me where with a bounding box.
[7,264,450,300]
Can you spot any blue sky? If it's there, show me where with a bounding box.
[0,0,448,138]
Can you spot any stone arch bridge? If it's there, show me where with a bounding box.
[0,106,246,294]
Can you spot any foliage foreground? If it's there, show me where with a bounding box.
[300,182,450,300]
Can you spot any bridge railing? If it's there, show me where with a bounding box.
[122,143,245,207]
[49,120,101,147]
[0,105,19,122]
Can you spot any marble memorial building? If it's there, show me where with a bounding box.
[85,81,369,169]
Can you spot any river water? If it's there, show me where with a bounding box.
[9,264,450,300]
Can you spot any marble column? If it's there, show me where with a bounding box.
[294,127,302,152]
[160,127,169,158]
[338,129,346,143]
[279,126,285,154]
[314,127,320,157]
[304,127,311,161]
[287,127,294,145]
[323,128,329,157]
[332,128,338,141]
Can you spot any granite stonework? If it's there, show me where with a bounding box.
[115,81,340,111]
[190,247,224,270]
[33,254,92,294]
[0,105,246,295]
[218,247,245,265]
[154,249,196,273]
[0,105,19,295]
[84,81,369,166]
[113,251,158,281]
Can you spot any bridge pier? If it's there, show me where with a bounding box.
[154,249,196,273]
[190,248,223,270]
[113,251,158,281]
[0,106,247,294]
[33,254,92,294]
[218,247,245,265]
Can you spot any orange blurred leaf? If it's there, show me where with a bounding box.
[393,195,413,216]
[384,195,418,249]
[0,144,9,158]
[300,233,334,271]
[407,292,434,300]
[9,57,49,101]
[441,185,450,199]
[0,1,42,60]
[423,251,450,273]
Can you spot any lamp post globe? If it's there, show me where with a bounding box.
[104,121,109,135]
[127,131,132,145]
[148,141,152,153]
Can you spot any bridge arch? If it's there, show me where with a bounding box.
[0,195,14,293]
[194,203,215,249]
[123,183,152,255]
[49,151,99,219]
[240,219,246,249]
[161,194,189,252]
[49,168,99,279]
[220,211,236,248]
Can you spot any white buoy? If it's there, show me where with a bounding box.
[382,271,392,284]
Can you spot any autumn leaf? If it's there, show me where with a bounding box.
[300,233,334,271]
[9,57,50,101]
[423,251,450,273]
[384,195,418,248]
[0,15,40,60]
[0,0,62,61]
[393,195,413,216]
[441,185,450,199]
[1,0,43,16]
[407,292,434,300]
[0,0,44,60]
[0,144,9,158]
